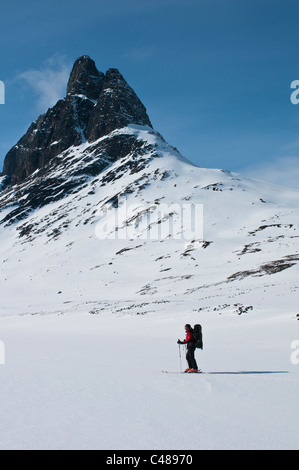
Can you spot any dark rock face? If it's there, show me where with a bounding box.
[2,97,93,183]
[2,56,152,185]
[0,129,156,226]
[66,55,104,100]
[85,68,152,142]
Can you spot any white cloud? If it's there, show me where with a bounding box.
[17,55,72,112]
[243,156,299,190]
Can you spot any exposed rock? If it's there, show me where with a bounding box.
[85,68,152,141]
[66,55,104,100]
[2,56,152,185]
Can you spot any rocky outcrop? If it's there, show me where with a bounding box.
[66,55,104,100]
[0,128,157,226]
[85,68,152,142]
[2,56,152,185]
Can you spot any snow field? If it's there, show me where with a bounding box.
[0,307,298,450]
[0,125,298,450]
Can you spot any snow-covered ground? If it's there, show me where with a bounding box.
[0,126,298,450]
[0,304,298,450]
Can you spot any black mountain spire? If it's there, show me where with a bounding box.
[2,56,152,184]
[66,56,104,100]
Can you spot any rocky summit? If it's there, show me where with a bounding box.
[2,56,152,185]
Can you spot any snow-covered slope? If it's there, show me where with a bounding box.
[0,124,298,317]
[0,57,298,450]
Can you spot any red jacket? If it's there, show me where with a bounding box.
[182,331,194,344]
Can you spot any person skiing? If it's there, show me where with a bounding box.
[177,324,198,373]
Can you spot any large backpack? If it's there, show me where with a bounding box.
[193,324,203,350]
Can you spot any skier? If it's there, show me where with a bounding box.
[177,324,198,373]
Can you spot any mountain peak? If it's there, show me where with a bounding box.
[2,56,152,184]
[67,56,104,100]
[85,66,152,141]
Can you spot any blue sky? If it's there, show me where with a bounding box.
[1,0,299,188]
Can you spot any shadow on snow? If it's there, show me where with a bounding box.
[206,370,289,375]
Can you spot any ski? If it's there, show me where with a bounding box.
[162,370,202,374]
[162,371,184,374]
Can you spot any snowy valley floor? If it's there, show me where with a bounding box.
[0,305,298,450]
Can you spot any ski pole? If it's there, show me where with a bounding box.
[178,344,182,372]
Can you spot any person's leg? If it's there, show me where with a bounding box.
[189,347,198,370]
[186,349,192,371]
